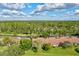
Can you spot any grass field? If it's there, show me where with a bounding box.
[0,46,8,52]
[23,47,79,56]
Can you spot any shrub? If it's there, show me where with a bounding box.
[32,46,38,52]
[41,31,49,38]
[61,41,72,49]
[73,43,79,47]
[58,42,63,47]
[2,45,25,56]
[20,39,32,50]
[75,48,79,53]
[2,37,11,46]
[0,41,4,46]
[42,44,50,51]
[13,32,17,36]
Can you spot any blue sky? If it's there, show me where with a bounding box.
[0,3,79,21]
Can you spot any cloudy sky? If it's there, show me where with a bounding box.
[0,3,79,21]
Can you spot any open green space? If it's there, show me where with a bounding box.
[23,46,79,56]
[0,46,79,56]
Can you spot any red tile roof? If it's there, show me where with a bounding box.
[33,37,79,46]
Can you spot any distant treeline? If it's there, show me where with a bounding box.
[0,21,79,37]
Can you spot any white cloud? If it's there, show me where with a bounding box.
[45,3,65,9]
[1,3,26,10]
[75,10,79,13]
[0,14,10,17]
[27,5,32,8]
[0,3,28,18]
[0,9,26,17]
[74,10,79,16]
[34,3,65,13]
[26,15,32,17]
[32,3,77,14]
[36,4,45,12]
[30,3,66,16]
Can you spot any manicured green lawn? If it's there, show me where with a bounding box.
[0,46,8,52]
[0,46,79,56]
[23,47,79,56]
